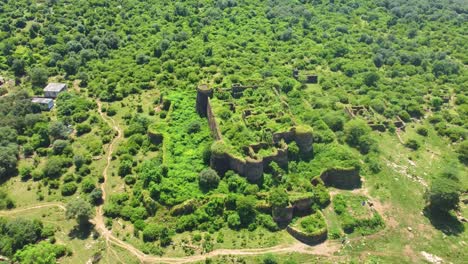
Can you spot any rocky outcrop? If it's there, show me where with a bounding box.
[319,167,361,189]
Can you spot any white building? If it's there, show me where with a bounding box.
[31,97,54,110]
[44,83,67,98]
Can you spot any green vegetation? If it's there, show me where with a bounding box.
[293,212,327,236]
[0,0,466,262]
[333,194,384,235]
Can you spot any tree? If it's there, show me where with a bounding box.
[198,168,220,190]
[76,123,91,135]
[142,223,163,242]
[0,146,18,180]
[3,218,44,253]
[66,198,94,227]
[48,122,68,140]
[43,157,66,178]
[118,160,133,177]
[425,177,461,212]
[61,182,77,196]
[29,67,48,86]
[363,72,380,86]
[12,59,25,76]
[13,241,69,264]
[89,188,103,205]
[405,138,420,150]
[227,212,241,229]
[52,140,70,155]
[62,57,80,75]
[236,195,256,225]
[280,78,297,93]
[81,178,95,193]
[262,254,278,264]
[344,119,371,147]
[269,188,289,208]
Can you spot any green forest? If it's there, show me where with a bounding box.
[0,0,466,263]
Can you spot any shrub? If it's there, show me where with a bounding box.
[187,121,201,134]
[89,188,103,205]
[61,182,77,196]
[425,177,461,212]
[262,254,278,264]
[344,119,371,147]
[227,212,241,229]
[198,168,220,190]
[269,188,289,208]
[405,139,421,150]
[81,178,95,193]
[76,123,91,136]
[416,126,428,136]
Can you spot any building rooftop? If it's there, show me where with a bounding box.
[44,83,67,92]
[32,97,54,104]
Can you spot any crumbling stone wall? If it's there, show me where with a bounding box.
[292,197,313,212]
[211,150,264,182]
[319,167,361,189]
[202,87,313,181]
[262,145,288,169]
[286,223,327,245]
[272,206,294,223]
[206,98,222,140]
[272,126,313,154]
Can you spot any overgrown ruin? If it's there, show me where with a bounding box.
[196,83,314,182]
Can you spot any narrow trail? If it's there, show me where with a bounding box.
[0,202,65,216]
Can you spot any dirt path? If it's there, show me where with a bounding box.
[0,202,65,216]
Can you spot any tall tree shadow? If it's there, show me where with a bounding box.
[68,223,95,240]
[423,207,465,236]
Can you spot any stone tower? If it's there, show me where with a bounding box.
[196,84,213,117]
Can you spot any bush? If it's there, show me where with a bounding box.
[52,140,70,155]
[262,254,278,264]
[76,123,91,136]
[81,178,95,193]
[344,119,371,147]
[405,139,421,150]
[227,212,241,229]
[416,126,428,136]
[198,168,220,190]
[187,121,201,134]
[269,188,289,208]
[61,182,77,196]
[89,188,103,205]
[299,212,326,234]
[256,214,278,231]
[425,177,461,212]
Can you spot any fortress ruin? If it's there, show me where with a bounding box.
[196,84,314,182]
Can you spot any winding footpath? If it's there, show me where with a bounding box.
[0,101,338,263]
